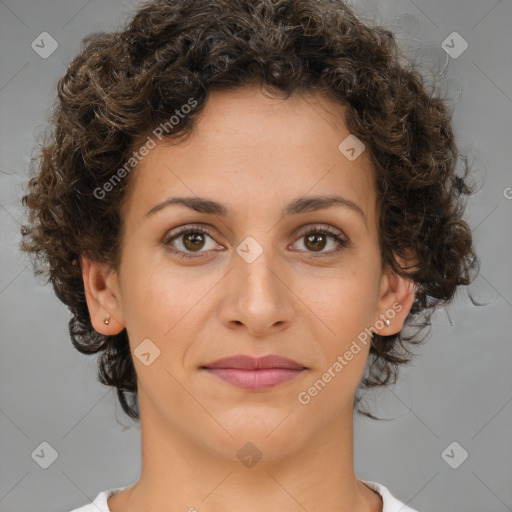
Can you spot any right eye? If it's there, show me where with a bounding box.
[163,225,224,259]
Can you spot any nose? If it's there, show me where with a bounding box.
[218,239,296,337]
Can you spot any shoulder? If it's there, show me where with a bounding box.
[361,480,420,512]
[68,486,128,512]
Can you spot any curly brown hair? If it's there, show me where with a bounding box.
[20,0,479,421]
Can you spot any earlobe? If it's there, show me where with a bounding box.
[81,255,125,335]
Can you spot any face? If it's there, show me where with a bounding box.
[83,85,414,462]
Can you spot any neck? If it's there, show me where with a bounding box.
[109,392,383,512]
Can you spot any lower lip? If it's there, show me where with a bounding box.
[203,368,306,390]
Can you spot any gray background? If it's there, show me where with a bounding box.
[1,0,511,511]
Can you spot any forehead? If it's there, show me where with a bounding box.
[121,86,377,225]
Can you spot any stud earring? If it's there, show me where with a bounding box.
[384,319,391,327]
[104,315,111,325]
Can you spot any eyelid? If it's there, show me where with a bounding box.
[294,223,345,238]
[164,222,347,239]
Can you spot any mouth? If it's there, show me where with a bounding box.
[200,354,308,391]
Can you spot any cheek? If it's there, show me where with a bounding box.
[298,265,379,383]
[299,273,377,404]
[300,264,379,328]
[118,248,220,354]
[116,243,176,341]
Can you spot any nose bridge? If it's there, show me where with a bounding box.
[235,232,282,299]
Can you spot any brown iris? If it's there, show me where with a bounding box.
[303,233,327,252]
[183,232,206,251]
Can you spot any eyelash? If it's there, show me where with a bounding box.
[162,223,349,259]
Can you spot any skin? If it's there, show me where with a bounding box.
[82,85,415,512]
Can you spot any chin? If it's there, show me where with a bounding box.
[210,412,306,457]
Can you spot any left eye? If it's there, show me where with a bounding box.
[163,224,349,259]
[292,227,348,255]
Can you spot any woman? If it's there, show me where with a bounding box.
[20,0,478,510]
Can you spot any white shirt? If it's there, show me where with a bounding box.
[68,480,419,512]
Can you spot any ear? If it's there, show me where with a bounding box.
[374,254,416,336]
[81,255,125,335]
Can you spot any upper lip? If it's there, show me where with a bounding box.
[201,355,306,370]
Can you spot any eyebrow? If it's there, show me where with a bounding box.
[145,194,367,227]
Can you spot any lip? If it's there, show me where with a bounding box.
[202,354,306,370]
[200,355,307,391]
